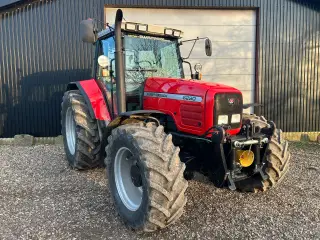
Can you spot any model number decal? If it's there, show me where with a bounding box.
[144,92,202,102]
[182,96,197,101]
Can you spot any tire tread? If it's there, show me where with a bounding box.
[106,122,188,232]
[61,90,103,169]
[240,114,291,192]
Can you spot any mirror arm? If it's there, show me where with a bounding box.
[93,18,113,32]
[182,39,197,60]
[181,58,197,79]
[180,37,210,60]
[183,60,192,73]
[91,19,99,40]
[179,36,208,44]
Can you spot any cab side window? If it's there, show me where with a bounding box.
[98,37,117,115]
[97,37,116,81]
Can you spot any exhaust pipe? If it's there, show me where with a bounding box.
[114,9,126,114]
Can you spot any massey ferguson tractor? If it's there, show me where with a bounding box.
[61,9,291,232]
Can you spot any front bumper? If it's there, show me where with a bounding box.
[209,122,274,190]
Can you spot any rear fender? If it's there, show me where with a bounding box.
[67,80,111,121]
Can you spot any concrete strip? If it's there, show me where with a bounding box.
[0,138,15,145]
[14,134,34,146]
[282,132,320,142]
[0,135,64,146]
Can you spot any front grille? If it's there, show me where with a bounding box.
[214,93,243,129]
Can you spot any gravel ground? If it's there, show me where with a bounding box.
[0,142,319,240]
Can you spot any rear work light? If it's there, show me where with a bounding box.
[164,28,182,37]
[125,22,136,30]
[164,28,173,35]
[138,24,148,31]
[173,30,181,37]
[116,22,183,38]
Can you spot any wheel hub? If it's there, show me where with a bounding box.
[114,147,143,211]
[130,165,142,187]
[65,107,76,155]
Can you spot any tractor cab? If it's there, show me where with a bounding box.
[80,16,212,117]
[95,22,184,113]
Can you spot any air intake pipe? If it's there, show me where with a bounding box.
[114,9,126,114]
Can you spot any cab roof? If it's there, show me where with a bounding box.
[97,21,183,39]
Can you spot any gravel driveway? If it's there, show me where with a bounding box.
[0,142,319,239]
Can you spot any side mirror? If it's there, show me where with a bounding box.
[80,19,96,43]
[205,38,212,57]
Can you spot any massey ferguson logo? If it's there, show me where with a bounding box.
[228,98,235,105]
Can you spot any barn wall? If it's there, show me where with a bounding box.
[0,0,319,137]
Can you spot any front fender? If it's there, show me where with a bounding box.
[67,79,111,121]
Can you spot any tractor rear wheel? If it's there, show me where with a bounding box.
[105,122,188,232]
[61,90,103,169]
[236,114,291,192]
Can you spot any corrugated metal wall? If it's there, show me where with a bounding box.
[0,0,96,137]
[0,0,319,137]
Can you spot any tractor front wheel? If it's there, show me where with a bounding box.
[61,90,103,169]
[105,122,188,232]
[236,114,291,192]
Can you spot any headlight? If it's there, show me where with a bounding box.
[218,115,228,125]
[231,114,241,123]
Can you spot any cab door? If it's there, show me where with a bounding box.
[95,37,117,117]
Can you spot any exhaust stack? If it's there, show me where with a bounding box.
[114,9,126,114]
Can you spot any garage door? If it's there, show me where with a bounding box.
[105,8,256,113]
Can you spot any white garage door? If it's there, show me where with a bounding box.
[105,8,256,113]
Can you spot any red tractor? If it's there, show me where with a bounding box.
[61,9,291,232]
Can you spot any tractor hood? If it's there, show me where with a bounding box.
[143,77,243,136]
[144,77,242,97]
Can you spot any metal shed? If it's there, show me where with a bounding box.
[0,0,319,137]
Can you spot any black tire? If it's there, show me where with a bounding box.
[236,114,291,192]
[105,122,188,232]
[61,90,103,169]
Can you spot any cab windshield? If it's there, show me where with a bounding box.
[123,34,183,91]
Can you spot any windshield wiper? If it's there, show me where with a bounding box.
[126,67,157,72]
